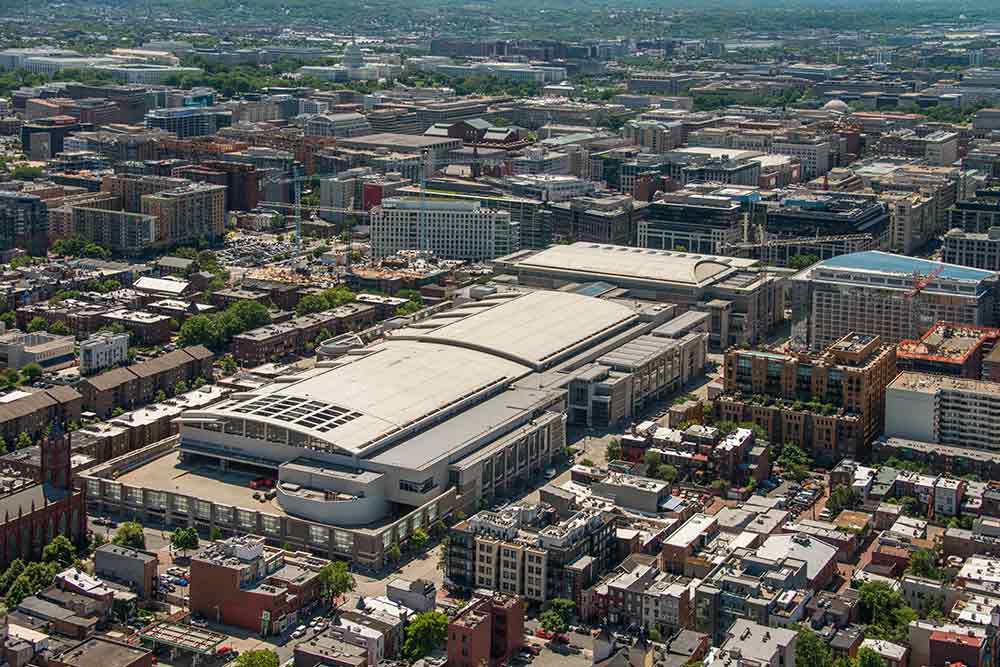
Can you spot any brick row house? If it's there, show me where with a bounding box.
[80,346,214,418]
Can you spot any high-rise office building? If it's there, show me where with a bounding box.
[0,191,49,255]
[141,183,227,247]
[790,251,998,351]
[371,198,518,261]
[885,372,1000,452]
[144,106,232,138]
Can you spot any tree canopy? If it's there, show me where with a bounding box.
[171,528,199,555]
[112,522,146,550]
[233,650,279,667]
[402,611,449,661]
[317,561,356,604]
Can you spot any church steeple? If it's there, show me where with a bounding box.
[41,427,72,490]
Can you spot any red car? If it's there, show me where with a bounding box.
[554,634,570,644]
[526,646,541,656]
[535,629,553,640]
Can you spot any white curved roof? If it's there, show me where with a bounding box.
[392,290,638,369]
[200,340,531,456]
[513,242,757,287]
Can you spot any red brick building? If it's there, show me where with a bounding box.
[447,594,525,667]
[929,630,988,667]
[232,304,376,365]
[0,431,87,568]
[173,161,263,212]
[189,535,327,636]
[79,346,214,418]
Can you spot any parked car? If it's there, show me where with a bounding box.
[535,629,554,640]
[291,630,304,639]
[544,467,557,479]
[174,578,188,586]
[191,618,208,628]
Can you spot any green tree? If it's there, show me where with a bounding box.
[15,433,31,450]
[795,627,833,667]
[10,165,42,181]
[170,528,199,556]
[827,486,861,515]
[395,301,422,317]
[20,363,42,382]
[410,527,429,551]
[777,443,812,469]
[0,311,14,329]
[858,581,918,643]
[711,479,728,493]
[387,544,402,564]
[178,314,219,349]
[317,560,356,605]
[906,549,943,581]
[220,354,237,376]
[403,611,449,661]
[543,598,575,625]
[111,407,125,418]
[42,535,77,567]
[112,522,146,550]
[174,379,189,395]
[0,560,24,597]
[648,627,662,643]
[0,435,7,455]
[233,650,279,667]
[644,450,662,471]
[155,390,167,402]
[295,293,330,316]
[606,438,623,461]
[789,254,820,270]
[48,320,70,336]
[437,536,450,573]
[657,464,678,483]
[4,576,33,608]
[0,369,18,390]
[857,646,886,667]
[26,316,48,333]
[209,527,223,541]
[539,610,568,634]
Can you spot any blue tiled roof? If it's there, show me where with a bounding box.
[818,251,996,283]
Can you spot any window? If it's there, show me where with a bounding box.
[262,515,281,535]
[195,500,212,519]
[400,477,437,494]
[309,525,328,544]
[238,509,256,528]
[86,479,101,497]
[334,530,353,554]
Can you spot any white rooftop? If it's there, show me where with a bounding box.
[195,339,531,456]
[392,290,638,369]
[508,242,758,288]
[133,276,189,295]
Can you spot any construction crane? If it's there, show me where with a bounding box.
[906,264,945,299]
[258,148,501,266]
[261,169,311,259]
[904,264,945,336]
